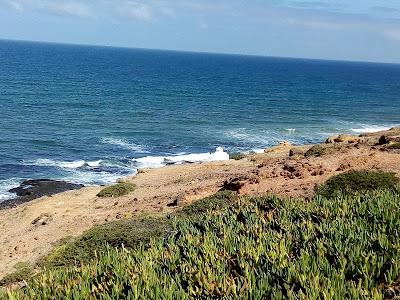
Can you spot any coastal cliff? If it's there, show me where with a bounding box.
[1,128,400,291]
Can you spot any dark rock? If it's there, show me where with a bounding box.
[1,179,84,209]
[378,135,400,145]
[220,176,249,192]
[167,198,179,207]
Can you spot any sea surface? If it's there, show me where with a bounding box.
[1,40,400,201]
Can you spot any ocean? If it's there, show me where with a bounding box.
[1,39,400,201]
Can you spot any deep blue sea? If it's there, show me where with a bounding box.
[1,40,400,201]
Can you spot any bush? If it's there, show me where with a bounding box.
[177,190,235,218]
[229,153,246,160]
[304,145,325,157]
[40,191,235,269]
[0,262,32,286]
[317,170,399,198]
[387,143,400,150]
[97,182,136,198]
[4,190,400,298]
[41,216,169,268]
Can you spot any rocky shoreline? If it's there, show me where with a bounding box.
[0,180,84,210]
[0,127,399,278]
[2,127,400,209]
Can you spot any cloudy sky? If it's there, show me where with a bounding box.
[1,0,400,63]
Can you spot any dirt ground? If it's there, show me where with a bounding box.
[0,128,399,278]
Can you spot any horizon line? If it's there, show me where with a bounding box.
[1,38,400,66]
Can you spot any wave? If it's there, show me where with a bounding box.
[62,170,131,186]
[285,128,296,133]
[134,147,229,169]
[101,137,147,152]
[23,159,87,169]
[225,128,270,144]
[22,159,105,169]
[0,178,21,202]
[87,160,102,168]
[350,125,393,134]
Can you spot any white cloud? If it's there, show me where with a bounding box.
[382,29,400,41]
[5,0,23,11]
[2,0,93,18]
[118,1,153,21]
[46,1,92,18]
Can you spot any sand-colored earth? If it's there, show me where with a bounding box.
[0,128,400,278]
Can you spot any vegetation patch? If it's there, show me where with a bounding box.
[177,190,235,218]
[3,188,400,298]
[317,170,399,198]
[97,182,136,198]
[40,216,170,268]
[229,152,246,160]
[387,142,400,150]
[304,145,326,157]
[39,191,235,269]
[0,262,32,286]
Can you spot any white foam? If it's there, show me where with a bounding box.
[285,128,296,133]
[87,160,102,168]
[135,156,166,169]
[225,128,269,144]
[59,160,85,169]
[62,170,133,186]
[102,137,147,152]
[23,159,86,169]
[351,126,392,134]
[0,178,21,202]
[134,147,230,169]
[251,149,265,154]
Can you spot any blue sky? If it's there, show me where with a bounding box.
[1,0,400,62]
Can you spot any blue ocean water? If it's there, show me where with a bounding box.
[1,40,400,200]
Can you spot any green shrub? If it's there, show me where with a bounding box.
[41,216,169,268]
[317,170,399,198]
[177,190,235,218]
[40,191,235,269]
[229,153,246,160]
[4,189,400,299]
[97,182,136,198]
[0,262,32,286]
[387,143,400,150]
[304,145,325,157]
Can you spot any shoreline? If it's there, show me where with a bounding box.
[1,126,397,205]
[0,126,398,208]
[0,128,399,277]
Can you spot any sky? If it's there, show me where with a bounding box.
[1,0,400,63]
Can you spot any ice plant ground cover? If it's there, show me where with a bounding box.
[2,184,400,299]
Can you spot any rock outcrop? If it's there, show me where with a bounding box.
[325,134,360,144]
[1,179,84,209]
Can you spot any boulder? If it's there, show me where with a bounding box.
[325,136,338,144]
[326,134,359,144]
[378,135,400,145]
[335,135,359,143]
[289,148,305,157]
